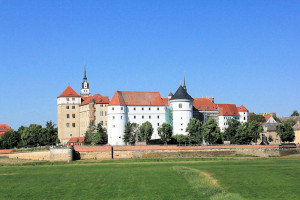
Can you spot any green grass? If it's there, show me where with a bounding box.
[0,158,299,199]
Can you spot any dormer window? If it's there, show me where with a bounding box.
[179,104,182,108]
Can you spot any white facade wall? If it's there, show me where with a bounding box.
[108,105,127,145]
[170,99,193,135]
[57,97,81,105]
[239,111,248,123]
[218,115,240,132]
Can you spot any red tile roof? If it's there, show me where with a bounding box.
[0,124,11,136]
[109,91,166,106]
[67,137,84,143]
[217,104,240,116]
[237,105,248,112]
[58,85,81,98]
[162,98,169,105]
[81,94,109,105]
[193,98,218,111]
[265,116,271,122]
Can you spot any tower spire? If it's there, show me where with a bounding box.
[84,62,87,80]
[183,71,187,91]
[81,62,90,97]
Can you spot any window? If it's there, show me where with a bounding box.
[157,123,160,126]
[149,116,151,119]
[72,114,75,118]
[181,129,183,131]
[142,107,144,111]
[157,115,159,119]
[67,114,70,118]
[100,111,103,116]
[100,104,103,107]
[70,134,72,136]
[113,116,115,120]
[134,116,136,119]
[244,117,246,120]
[134,107,136,111]
[105,111,107,116]
[142,116,144,119]
[112,107,114,110]
[157,108,159,111]
[181,123,183,126]
[72,123,75,127]
[67,98,69,101]
[149,107,151,111]
[121,116,123,119]
[121,107,123,110]
[100,121,103,125]
[179,104,182,108]
[66,123,70,127]
[105,121,107,125]
[72,106,75,109]
[72,98,75,101]
[113,125,115,128]
[66,106,69,109]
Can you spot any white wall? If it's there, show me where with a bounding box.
[219,115,240,132]
[239,111,248,123]
[57,97,81,105]
[108,105,127,145]
[170,99,193,135]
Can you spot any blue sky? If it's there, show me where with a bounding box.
[0,0,299,129]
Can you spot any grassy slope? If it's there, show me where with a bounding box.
[0,158,299,200]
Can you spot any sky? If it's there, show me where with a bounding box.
[0,0,299,130]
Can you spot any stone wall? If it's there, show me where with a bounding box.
[50,147,73,162]
[9,151,50,161]
[74,146,112,160]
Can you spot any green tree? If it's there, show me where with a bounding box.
[249,114,266,123]
[172,134,189,145]
[238,121,263,144]
[285,119,297,127]
[84,123,95,144]
[223,119,241,144]
[139,121,153,143]
[276,122,295,143]
[0,129,20,149]
[44,121,59,145]
[123,122,139,145]
[202,118,222,144]
[158,123,173,145]
[186,118,203,145]
[93,123,108,145]
[21,124,44,147]
[290,110,299,117]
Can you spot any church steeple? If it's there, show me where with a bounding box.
[81,64,90,97]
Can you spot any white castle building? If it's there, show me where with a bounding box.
[58,70,249,145]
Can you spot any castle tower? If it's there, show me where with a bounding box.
[57,85,81,144]
[81,65,90,97]
[169,84,193,136]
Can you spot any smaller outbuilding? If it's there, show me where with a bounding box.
[67,137,85,146]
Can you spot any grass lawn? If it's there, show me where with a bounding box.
[0,157,299,199]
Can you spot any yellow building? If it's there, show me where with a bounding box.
[57,69,109,145]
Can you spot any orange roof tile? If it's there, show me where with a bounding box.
[58,85,81,98]
[67,137,84,143]
[217,104,240,116]
[0,124,11,136]
[81,94,109,105]
[109,91,165,106]
[162,98,169,105]
[193,98,218,111]
[265,116,271,121]
[237,105,248,112]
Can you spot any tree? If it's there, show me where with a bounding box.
[202,118,222,144]
[285,119,297,127]
[158,123,173,144]
[0,129,20,149]
[84,123,95,144]
[139,121,153,143]
[172,134,189,145]
[44,121,59,145]
[238,121,263,144]
[290,110,299,117]
[93,123,108,145]
[222,119,241,144]
[21,124,44,147]
[123,122,139,145]
[186,118,203,145]
[249,114,266,123]
[276,122,295,143]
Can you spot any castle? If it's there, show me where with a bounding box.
[57,69,249,145]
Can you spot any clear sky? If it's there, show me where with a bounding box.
[0,0,299,130]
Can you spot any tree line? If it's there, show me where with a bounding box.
[84,123,108,145]
[0,121,59,149]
